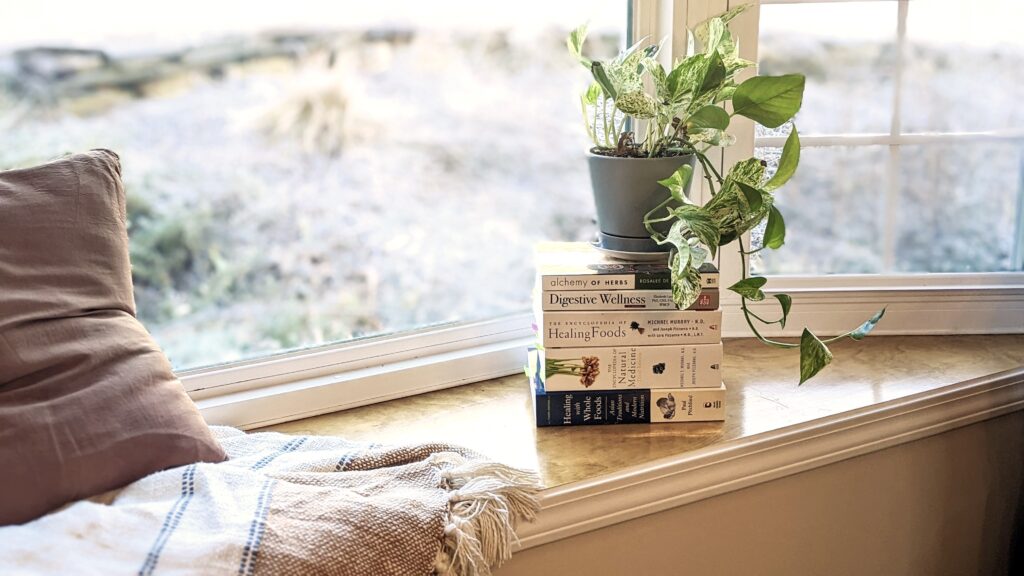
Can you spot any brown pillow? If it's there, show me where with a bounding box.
[0,150,226,526]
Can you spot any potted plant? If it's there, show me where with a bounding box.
[569,6,884,383]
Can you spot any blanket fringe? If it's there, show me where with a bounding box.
[432,455,541,576]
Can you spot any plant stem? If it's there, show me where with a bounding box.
[600,98,606,146]
[581,97,597,147]
[745,308,777,325]
[701,154,723,181]
[737,236,799,349]
[643,196,676,240]
[694,152,719,197]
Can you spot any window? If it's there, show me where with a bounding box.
[663,0,1024,340]
[4,1,1021,428]
[752,0,1024,276]
[1,1,626,375]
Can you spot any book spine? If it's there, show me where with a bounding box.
[540,343,723,391]
[539,310,722,347]
[541,272,718,291]
[533,384,726,426]
[541,288,718,311]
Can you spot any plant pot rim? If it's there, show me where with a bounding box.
[586,150,694,161]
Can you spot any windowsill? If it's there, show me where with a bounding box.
[260,334,1024,487]
[259,334,1024,548]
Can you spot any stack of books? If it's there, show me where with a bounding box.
[528,242,726,426]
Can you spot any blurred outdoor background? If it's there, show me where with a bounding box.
[2,1,1021,369]
[0,1,623,368]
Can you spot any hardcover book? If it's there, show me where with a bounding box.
[528,353,726,426]
[535,241,718,291]
[538,309,722,347]
[539,343,723,391]
[541,287,718,311]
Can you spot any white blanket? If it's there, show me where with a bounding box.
[0,427,539,576]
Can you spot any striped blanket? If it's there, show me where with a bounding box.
[0,427,540,576]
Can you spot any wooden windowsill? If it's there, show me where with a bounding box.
[262,334,1024,489]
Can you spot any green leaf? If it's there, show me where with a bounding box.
[735,181,764,213]
[850,307,886,340]
[669,250,703,309]
[658,164,694,203]
[702,18,727,55]
[694,5,748,51]
[764,126,800,191]
[718,230,737,246]
[728,276,767,301]
[604,37,650,95]
[583,82,602,106]
[591,61,617,99]
[687,105,730,131]
[643,57,668,99]
[567,24,591,67]
[715,85,737,103]
[661,220,691,253]
[732,74,805,128]
[672,205,720,259]
[699,49,726,95]
[616,91,658,119]
[774,293,792,328]
[799,328,833,385]
[763,205,786,249]
[665,58,693,106]
[689,128,736,147]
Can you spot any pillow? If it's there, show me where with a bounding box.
[0,150,226,526]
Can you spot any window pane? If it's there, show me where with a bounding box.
[754,141,1024,275]
[757,1,897,136]
[902,0,1024,133]
[0,1,626,369]
[893,142,1022,273]
[752,146,888,275]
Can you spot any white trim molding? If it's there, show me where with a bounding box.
[723,274,1024,337]
[188,314,534,429]
[724,285,1024,338]
[181,314,532,394]
[515,366,1024,550]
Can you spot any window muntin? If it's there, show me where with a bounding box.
[752,0,1024,276]
[0,1,626,370]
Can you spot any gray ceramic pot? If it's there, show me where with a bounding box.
[587,152,695,253]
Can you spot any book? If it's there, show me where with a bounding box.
[538,309,722,347]
[539,343,723,391]
[528,352,726,425]
[535,241,718,291]
[540,287,718,311]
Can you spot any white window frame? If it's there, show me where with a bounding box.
[190,0,1023,429]
[646,0,1024,337]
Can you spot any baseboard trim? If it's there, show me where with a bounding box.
[515,367,1024,550]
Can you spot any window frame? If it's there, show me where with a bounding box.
[189,0,1024,429]
[706,0,1024,337]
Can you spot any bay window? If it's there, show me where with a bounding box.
[2,0,1021,428]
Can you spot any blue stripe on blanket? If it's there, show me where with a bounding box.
[137,465,197,576]
[334,452,356,472]
[237,478,276,576]
[335,442,379,471]
[250,437,307,471]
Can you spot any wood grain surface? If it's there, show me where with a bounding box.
[263,335,1024,487]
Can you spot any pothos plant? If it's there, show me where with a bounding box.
[568,6,885,383]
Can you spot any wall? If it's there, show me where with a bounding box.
[500,410,1024,576]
